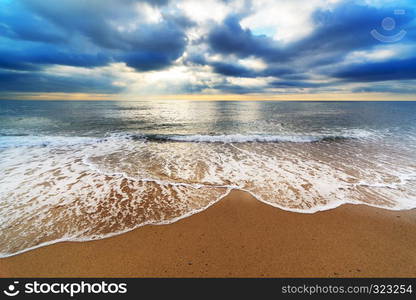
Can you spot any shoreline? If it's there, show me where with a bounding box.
[1,190,415,277]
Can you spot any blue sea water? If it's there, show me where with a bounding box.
[1,100,416,143]
[0,100,415,257]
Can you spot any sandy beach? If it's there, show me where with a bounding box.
[0,190,415,278]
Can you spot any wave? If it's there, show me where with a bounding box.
[0,135,100,148]
[133,130,376,143]
[0,129,376,149]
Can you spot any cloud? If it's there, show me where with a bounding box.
[0,0,191,73]
[270,80,333,88]
[210,61,258,77]
[0,69,121,93]
[208,2,415,64]
[207,15,285,62]
[0,1,66,44]
[203,1,416,92]
[0,0,416,96]
[0,45,110,71]
[334,57,416,81]
[21,0,190,70]
[291,1,415,59]
[352,80,416,93]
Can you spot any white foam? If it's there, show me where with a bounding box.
[0,188,233,258]
[165,134,320,143]
[1,132,415,257]
[156,129,376,143]
[0,135,100,148]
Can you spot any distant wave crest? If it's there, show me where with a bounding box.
[134,130,375,143]
[0,129,376,149]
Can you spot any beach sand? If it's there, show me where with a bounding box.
[0,189,415,277]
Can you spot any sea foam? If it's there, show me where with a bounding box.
[0,131,415,257]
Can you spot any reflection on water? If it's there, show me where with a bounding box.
[1,100,416,138]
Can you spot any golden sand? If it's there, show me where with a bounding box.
[1,190,415,277]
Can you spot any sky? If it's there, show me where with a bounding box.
[0,0,415,101]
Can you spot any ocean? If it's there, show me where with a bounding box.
[1,100,416,257]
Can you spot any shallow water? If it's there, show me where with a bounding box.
[1,100,416,257]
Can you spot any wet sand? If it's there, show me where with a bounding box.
[0,190,415,277]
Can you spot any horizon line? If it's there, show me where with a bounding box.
[1,92,416,101]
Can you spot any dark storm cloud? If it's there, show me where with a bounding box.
[0,0,190,72]
[208,2,415,63]
[0,1,66,44]
[0,47,110,71]
[334,57,416,81]
[352,82,416,93]
[208,15,288,63]
[116,21,189,70]
[270,80,333,89]
[187,54,294,78]
[1,0,416,95]
[289,3,414,59]
[21,0,189,68]
[211,82,263,94]
[205,1,416,89]
[0,15,65,45]
[210,61,296,78]
[211,62,257,77]
[0,70,121,93]
[0,0,194,94]
[0,57,40,72]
